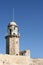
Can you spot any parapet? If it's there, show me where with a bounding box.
[19,50,30,58]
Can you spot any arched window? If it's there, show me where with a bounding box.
[14,27,15,30]
[10,29,12,35]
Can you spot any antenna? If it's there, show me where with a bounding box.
[13,8,14,21]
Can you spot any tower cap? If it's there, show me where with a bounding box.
[8,21,17,26]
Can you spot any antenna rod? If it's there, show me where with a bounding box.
[13,8,14,21]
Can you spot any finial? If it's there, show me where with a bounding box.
[13,8,14,21]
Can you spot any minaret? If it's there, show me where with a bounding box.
[5,21,20,55]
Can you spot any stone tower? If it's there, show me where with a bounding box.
[5,21,20,55]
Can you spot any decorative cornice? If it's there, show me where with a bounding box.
[5,35,20,39]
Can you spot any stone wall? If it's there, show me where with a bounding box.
[6,36,19,55]
[0,54,43,65]
[29,58,43,65]
[0,54,30,65]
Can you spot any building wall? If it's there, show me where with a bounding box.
[6,36,19,55]
[0,54,43,65]
[9,37,19,55]
[0,54,30,65]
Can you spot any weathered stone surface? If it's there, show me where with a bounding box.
[0,54,30,65]
[0,54,42,65]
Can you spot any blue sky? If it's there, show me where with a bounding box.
[0,0,43,58]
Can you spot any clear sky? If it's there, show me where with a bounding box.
[0,0,43,58]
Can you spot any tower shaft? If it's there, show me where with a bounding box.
[5,21,20,55]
